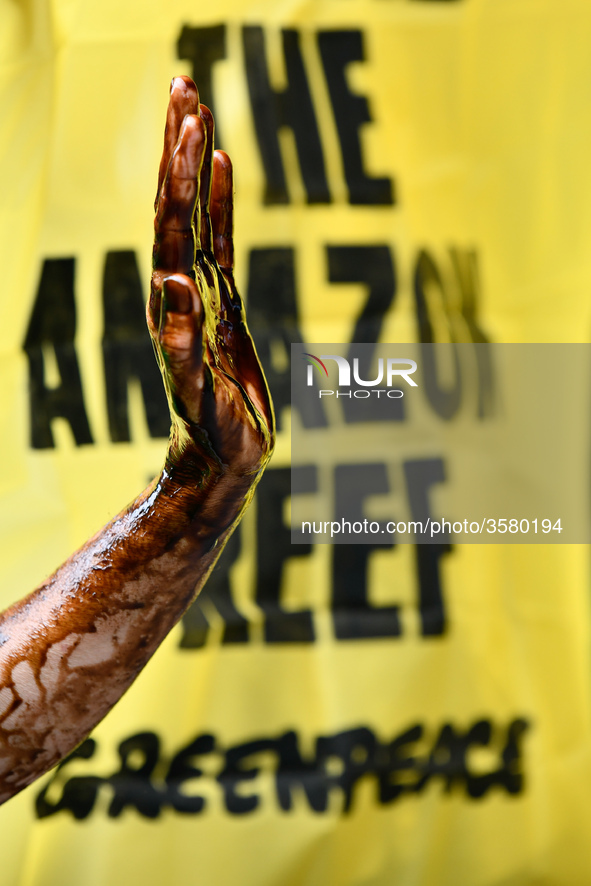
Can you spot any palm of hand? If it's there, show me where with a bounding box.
[147,77,274,478]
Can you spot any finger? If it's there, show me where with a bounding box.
[210,150,234,271]
[159,275,208,426]
[148,270,197,339]
[186,145,273,437]
[153,114,206,275]
[162,274,195,315]
[197,105,215,252]
[155,76,200,209]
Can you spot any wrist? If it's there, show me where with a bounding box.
[161,432,261,540]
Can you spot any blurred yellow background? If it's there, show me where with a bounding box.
[1,1,591,883]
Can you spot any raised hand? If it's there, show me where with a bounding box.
[0,77,274,804]
[148,76,274,479]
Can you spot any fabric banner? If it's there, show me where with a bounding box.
[1,0,591,883]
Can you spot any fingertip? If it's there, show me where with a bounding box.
[179,112,205,140]
[163,274,203,319]
[199,103,214,129]
[211,151,234,270]
[170,75,199,104]
[163,276,192,314]
[168,79,200,126]
[212,150,233,198]
[214,149,232,174]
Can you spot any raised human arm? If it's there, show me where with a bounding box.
[0,76,274,803]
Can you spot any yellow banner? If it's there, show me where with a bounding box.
[1,0,591,883]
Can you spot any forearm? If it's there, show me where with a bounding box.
[0,440,258,802]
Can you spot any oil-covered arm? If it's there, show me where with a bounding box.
[0,76,274,803]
